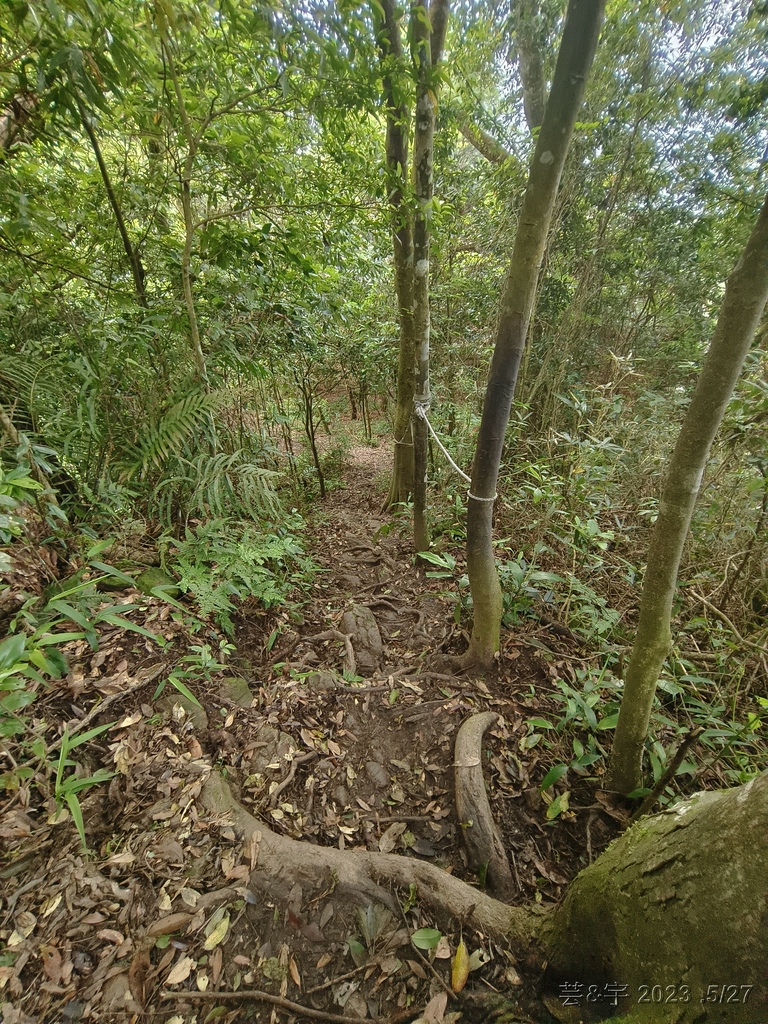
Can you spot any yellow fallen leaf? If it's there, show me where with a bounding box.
[203,912,230,951]
[41,894,63,918]
[166,955,196,986]
[289,955,301,988]
[451,939,470,993]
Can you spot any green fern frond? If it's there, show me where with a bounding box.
[129,391,222,480]
[188,450,280,518]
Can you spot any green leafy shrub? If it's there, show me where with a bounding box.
[168,515,316,634]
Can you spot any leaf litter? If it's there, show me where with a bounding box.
[0,444,624,1023]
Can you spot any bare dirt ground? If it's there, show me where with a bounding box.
[0,441,625,1024]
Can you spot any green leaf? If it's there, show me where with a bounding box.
[597,713,620,730]
[64,791,87,850]
[546,790,570,819]
[65,721,115,750]
[347,937,367,966]
[165,675,202,708]
[94,612,163,644]
[89,560,136,585]
[46,600,93,631]
[0,634,26,671]
[527,717,554,730]
[36,632,87,645]
[59,768,116,794]
[411,927,441,950]
[540,764,568,792]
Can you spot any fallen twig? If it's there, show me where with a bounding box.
[303,629,357,676]
[631,727,704,822]
[162,988,417,1023]
[268,751,319,807]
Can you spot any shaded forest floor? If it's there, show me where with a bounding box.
[0,438,630,1024]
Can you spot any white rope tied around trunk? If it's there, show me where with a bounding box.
[413,398,497,503]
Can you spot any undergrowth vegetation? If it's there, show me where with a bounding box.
[1,0,767,850]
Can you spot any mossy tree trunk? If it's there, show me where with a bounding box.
[464,0,605,669]
[542,771,768,1023]
[375,0,416,510]
[606,192,768,796]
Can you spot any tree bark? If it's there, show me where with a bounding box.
[464,0,606,668]
[375,0,416,510]
[0,91,38,153]
[377,0,448,526]
[454,712,515,899]
[542,771,768,1023]
[458,119,513,165]
[606,192,768,795]
[411,0,449,552]
[512,0,547,132]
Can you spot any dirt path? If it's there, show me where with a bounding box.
[0,442,623,1024]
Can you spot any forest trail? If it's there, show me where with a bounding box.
[0,441,623,1024]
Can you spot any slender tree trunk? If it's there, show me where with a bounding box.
[606,192,768,795]
[512,0,547,131]
[375,0,416,510]
[464,0,605,668]
[159,27,210,389]
[77,99,148,307]
[411,0,449,552]
[376,0,448,525]
[458,119,513,165]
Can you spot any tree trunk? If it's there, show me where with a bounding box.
[542,771,768,1023]
[607,192,768,795]
[375,0,416,510]
[159,29,210,390]
[411,0,449,553]
[0,91,38,153]
[512,0,547,132]
[376,0,448,526]
[77,99,148,307]
[464,0,606,668]
[458,118,513,165]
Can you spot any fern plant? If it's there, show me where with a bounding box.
[127,391,223,480]
[168,516,315,634]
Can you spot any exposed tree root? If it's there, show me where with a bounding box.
[199,772,548,951]
[454,712,516,900]
[303,628,357,675]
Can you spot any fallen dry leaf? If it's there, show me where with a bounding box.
[39,945,63,984]
[128,950,151,1005]
[165,955,196,986]
[421,991,448,1023]
[289,955,301,988]
[202,911,230,950]
[450,940,469,993]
